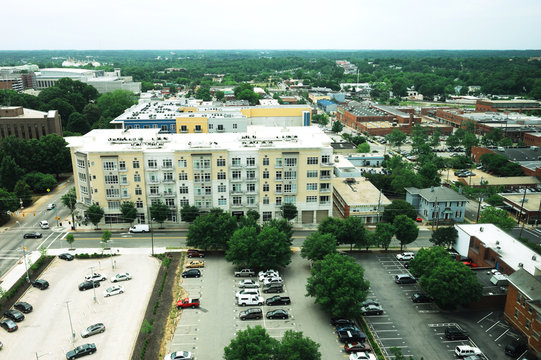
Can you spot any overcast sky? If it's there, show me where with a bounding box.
[3,0,540,50]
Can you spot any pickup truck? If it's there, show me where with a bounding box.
[235,269,255,277]
[176,298,200,309]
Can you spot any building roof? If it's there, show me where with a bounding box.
[332,177,391,207]
[507,268,541,300]
[455,224,541,275]
[405,186,468,202]
[501,193,541,212]
[331,142,356,150]
[318,99,336,107]
[0,107,52,119]
[467,176,540,187]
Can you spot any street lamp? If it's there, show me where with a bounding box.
[35,352,51,359]
[65,300,76,342]
[16,221,30,283]
[150,218,155,256]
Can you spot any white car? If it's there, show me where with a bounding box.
[103,285,124,297]
[46,203,56,210]
[238,279,260,288]
[396,252,415,261]
[110,273,132,282]
[85,273,106,282]
[163,351,193,360]
[349,352,376,360]
[258,270,279,281]
[262,277,283,286]
[39,220,49,229]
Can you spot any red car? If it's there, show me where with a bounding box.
[344,342,372,354]
[187,249,205,258]
[462,261,478,267]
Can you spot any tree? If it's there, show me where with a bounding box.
[101,230,111,251]
[331,121,344,133]
[86,204,104,229]
[485,194,504,207]
[357,142,370,153]
[66,111,91,134]
[120,201,137,225]
[264,218,293,244]
[150,200,170,227]
[180,204,199,222]
[393,215,419,251]
[275,330,321,360]
[430,130,441,147]
[14,180,32,207]
[301,232,337,261]
[281,203,298,221]
[38,134,72,178]
[0,155,24,191]
[224,326,279,360]
[187,209,238,250]
[0,188,19,214]
[429,227,458,249]
[215,91,225,101]
[343,216,367,250]
[386,129,407,149]
[95,90,136,123]
[61,187,77,230]
[382,200,417,223]
[196,86,212,101]
[306,253,370,318]
[312,113,329,126]
[462,132,479,157]
[446,134,460,147]
[375,223,395,251]
[65,233,75,249]
[479,207,516,232]
[22,172,57,193]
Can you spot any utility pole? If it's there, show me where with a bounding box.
[89,265,97,304]
[65,300,76,342]
[16,221,30,283]
[376,187,383,223]
[518,187,527,224]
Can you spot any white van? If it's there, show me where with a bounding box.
[129,224,150,233]
[455,345,482,357]
[237,295,264,306]
[39,220,49,229]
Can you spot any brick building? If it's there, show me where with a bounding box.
[0,106,62,140]
[524,132,541,147]
[476,99,540,113]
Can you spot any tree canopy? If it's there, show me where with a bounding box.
[382,199,417,223]
[393,215,419,251]
[187,209,238,250]
[478,207,516,232]
[429,226,458,249]
[301,232,337,261]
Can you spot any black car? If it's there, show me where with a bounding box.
[0,319,18,332]
[4,309,24,322]
[31,279,49,290]
[411,293,433,303]
[262,283,283,293]
[239,308,263,320]
[331,318,355,327]
[266,309,288,319]
[79,281,101,291]
[23,232,42,239]
[182,269,201,278]
[14,301,33,314]
[336,325,361,333]
[265,296,291,306]
[66,343,97,359]
[505,338,527,357]
[337,329,366,343]
[445,326,469,340]
[59,253,75,261]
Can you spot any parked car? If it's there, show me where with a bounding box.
[331,318,355,327]
[258,269,279,281]
[238,279,260,288]
[237,295,264,307]
[46,203,56,210]
[0,319,18,332]
[31,279,49,290]
[81,323,105,338]
[360,304,383,316]
[103,285,124,297]
[128,224,150,233]
[235,269,255,277]
[411,293,433,303]
[66,343,96,359]
[177,298,200,309]
[505,338,527,357]
[186,249,205,258]
[235,289,259,298]
[39,220,49,229]
[110,273,132,282]
[337,329,366,343]
[455,345,482,358]
[59,253,74,261]
[14,301,32,313]
[239,308,263,320]
[4,310,24,322]
[265,296,291,306]
[266,309,289,319]
[85,273,106,282]
[344,342,372,354]
[336,325,361,333]
[182,269,201,278]
[349,352,376,360]
[262,283,283,293]
[163,351,193,360]
[395,274,416,284]
[262,277,283,286]
[79,281,100,291]
[396,252,415,261]
[445,326,469,340]
[361,299,379,307]
[185,260,205,268]
[23,232,42,239]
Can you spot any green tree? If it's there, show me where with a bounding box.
[446,134,460,147]
[312,113,329,126]
[306,253,370,318]
[120,201,138,225]
[95,90,136,125]
[14,180,32,207]
[382,200,417,223]
[357,142,370,153]
[281,203,298,221]
[61,187,77,230]
[150,200,170,228]
[462,132,479,157]
[263,219,293,244]
[430,130,441,147]
[386,129,407,149]
[187,209,238,250]
[331,121,344,133]
[65,233,75,249]
[0,155,24,191]
[485,194,504,207]
[301,232,337,261]
[0,188,19,214]
[38,134,72,178]
[101,230,111,251]
[225,226,259,267]
[479,207,516,231]
[196,86,212,101]
[86,204,104,229]
[22,172,57,193]
[375,223,395,251]
[393,215,419,251]
[215,91,225,101]
[275,330,321,360]
[180,204,199,222]
[429,226,458,249]
[223,326,279,360]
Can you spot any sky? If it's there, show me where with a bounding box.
[3,0,541,50]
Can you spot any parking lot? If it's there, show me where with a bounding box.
[168,252,353,359]
[0,254,159,359]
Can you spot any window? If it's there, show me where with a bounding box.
[275,184,282,193]
[247,196,255,205]
[276,197,282,205]
[276,158,282,167]
[77,159,85,169]
[80,185,88,195]
[194,159,210,169]
[135,187,142,195]
[179,199,189,207]
[179,186,189,194]
[233,196,242,205]
[103,161,116,171]
[322,155,330,164]
[217,158,226,167]
[263,158,269,166]
[307,196,318,202]
[307,170,318,178]
[284,196,296,204]
[218,184,226,193]
[284,171,296,180]
[232,157,241,167]
[122,189,129,198]
[218,198,227,206]
[78,173,87,181]
[320,170,331,179]
[320,183,330,192]
[233,123,237,129]
[208,124,213,130]
[178,159,187,168]
[307,157,318,165]
[148,159,157,169]
[276,171,282,180]
[134,174,141,182]
[263,183,269,192]
[232,170,242,180]
[306,183,318,190]
[320,195,330,203]
[179,173,188,181]
[106,189,120,198]
[120,175,128,184]
[217,125,224,131]
[526,320,531,329]
[119,161,126,171]
[284,184,296,193]
[133,160,140,168]
[247,170,256,180]
[105,175,119,184]
[263,211,272,221]
[195,125,202,132]
[218,172,226,180]
[162,159,172,168]
[247,183,256,192]
[263,170,269,179]
[284,158,297,167]
[108,201,120,209]
[263,197,269,205]
[247,157,256,166]
[181,125,187,132]
[232,183,242,193]
[164,173,174,182]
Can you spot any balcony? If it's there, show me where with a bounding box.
[320,176,331,180]
[231,177,244,182]
[149,192,161,197]
[320,187,331,193]
[148,179,159,184]
[163,191,176,197]
[161,165,173,170]
[231,163,243,168]
[163,178,175,183]
[147,166,159,171]
[231,202,243,207]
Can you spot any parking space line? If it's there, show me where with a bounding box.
[485,320,500,332]
[477,312,493,323]
[378,337,403,340]
[494,328,510,341]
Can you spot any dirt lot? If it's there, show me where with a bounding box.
[0,254,160,359]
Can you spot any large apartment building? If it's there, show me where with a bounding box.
[66,126,334,226]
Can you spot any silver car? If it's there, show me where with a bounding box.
[110,273,132,282]
[81,323,105,338]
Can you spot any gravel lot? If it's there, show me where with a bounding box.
[0,254,160,359]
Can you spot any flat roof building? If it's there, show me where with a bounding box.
[0,106,62,140]
[332,177,391,222]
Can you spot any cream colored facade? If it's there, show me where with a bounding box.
[66,126,333,226]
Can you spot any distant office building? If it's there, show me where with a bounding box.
[476,99,539,113]
[0,106,62,140]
